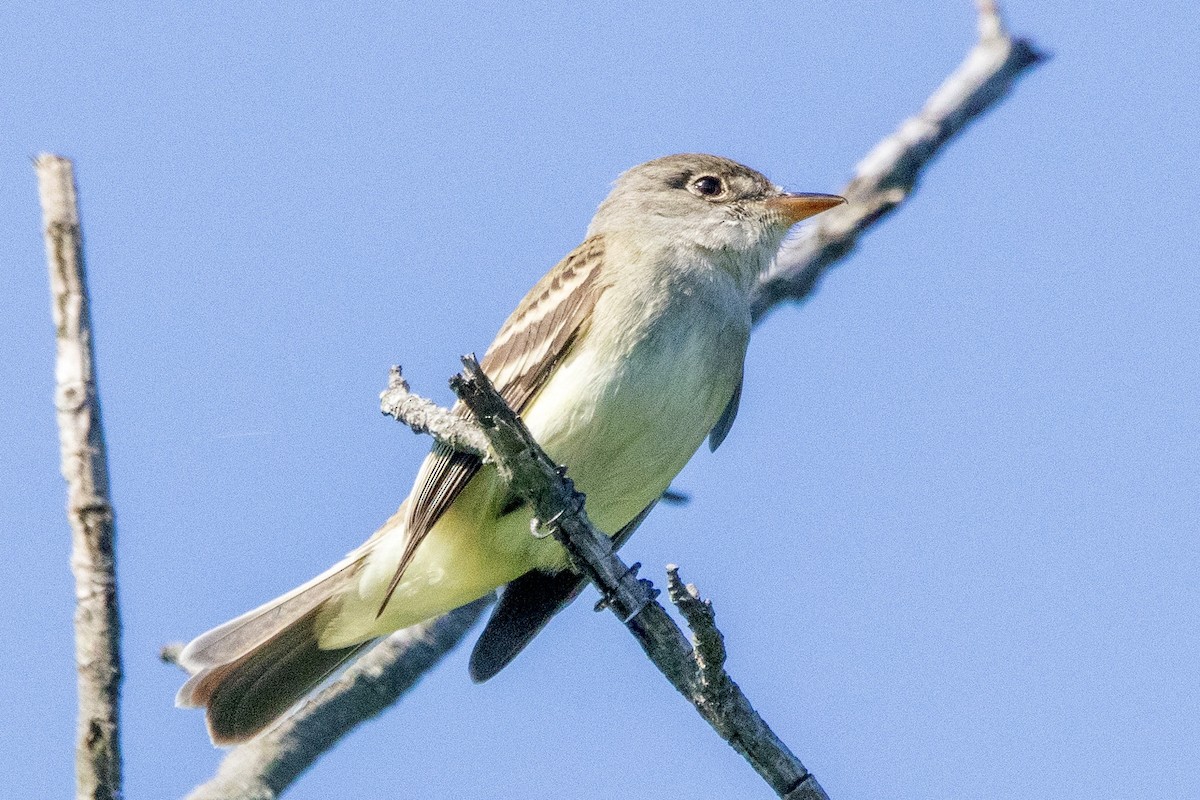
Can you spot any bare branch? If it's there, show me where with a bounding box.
[666,566,726,692]
[750,1,1046,322]
[378,365,490,457]
[450,358,666,625]
[161,643,185,665]
[453,357,829,799]
[185,3,1044,795]
[36,154,124,800]
[184,599,489,800]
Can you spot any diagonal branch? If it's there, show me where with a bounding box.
[184,3,1044,797]
[182,598,490,800]
[750,0,1047,321]
[452,357,829,799]
[36,154,125,800]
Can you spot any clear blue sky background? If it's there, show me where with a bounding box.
[2,2,1197,798]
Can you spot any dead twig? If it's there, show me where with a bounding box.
[37,154,124,800]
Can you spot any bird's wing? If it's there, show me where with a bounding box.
[707,370,743,452]
[467,499,657,682]
[377,235,608,613]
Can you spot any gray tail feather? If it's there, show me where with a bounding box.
[178,605,374,745]
[177,554,362,673]
[176,553,371,744]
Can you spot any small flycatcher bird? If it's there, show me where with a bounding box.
[177,153,844,744]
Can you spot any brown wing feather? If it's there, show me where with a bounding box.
[377,236,607,613]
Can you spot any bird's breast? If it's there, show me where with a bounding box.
[519,273,750,540]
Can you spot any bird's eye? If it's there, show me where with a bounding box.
[691,176,724,197]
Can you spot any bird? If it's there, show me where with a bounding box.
[176,153,844,745]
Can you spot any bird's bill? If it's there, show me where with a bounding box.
[766,192,846,223]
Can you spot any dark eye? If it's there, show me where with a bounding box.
[691,175,724,197]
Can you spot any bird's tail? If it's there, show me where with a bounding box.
[176,554,372,745]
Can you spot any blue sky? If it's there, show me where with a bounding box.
[2,1,1197,798]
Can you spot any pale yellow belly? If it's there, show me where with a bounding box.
[319,289,749,647]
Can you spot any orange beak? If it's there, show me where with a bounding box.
[766,192,846,224]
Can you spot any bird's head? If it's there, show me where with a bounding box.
[588,153,844,277]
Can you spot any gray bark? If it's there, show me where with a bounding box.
[451,358,829,799]
[750,0,1047,322]
[36,154,125,800]
[182,600,489,800]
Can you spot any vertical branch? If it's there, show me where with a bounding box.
[36,154,124,800]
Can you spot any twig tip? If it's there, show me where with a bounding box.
[160,643,184,666]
